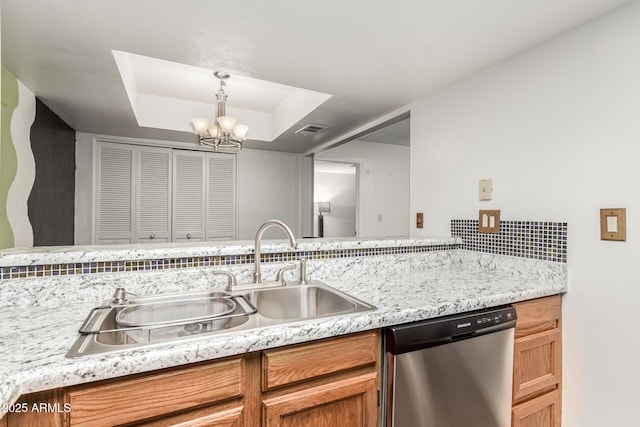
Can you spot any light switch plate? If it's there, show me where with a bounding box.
[479,179,493,201]
[600,208,626,241]
[479,210,500,234]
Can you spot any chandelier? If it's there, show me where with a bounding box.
[190,71,249,152]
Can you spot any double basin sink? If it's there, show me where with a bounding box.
[67,281,375,357]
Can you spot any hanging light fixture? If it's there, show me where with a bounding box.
[190,71,249,152]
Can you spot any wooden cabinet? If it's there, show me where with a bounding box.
[262,373,378,427]
[4,332,380,427]
[66,357,246,426]
[261,331,380,427]
[512,295,562,427]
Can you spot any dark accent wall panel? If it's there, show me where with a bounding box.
[28,98,76,246]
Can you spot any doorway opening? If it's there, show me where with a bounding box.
[311,113,410,238]
[313,160,358,238]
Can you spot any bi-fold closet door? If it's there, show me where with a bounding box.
[172,150,236,242]
[94,141,236,244]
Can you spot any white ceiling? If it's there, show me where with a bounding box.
[1,0,631,153]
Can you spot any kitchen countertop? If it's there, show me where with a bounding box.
[0,247,566,416]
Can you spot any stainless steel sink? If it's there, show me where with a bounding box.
[246,285,362,320]
[67,281,374,358]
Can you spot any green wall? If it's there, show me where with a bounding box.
[1,65,18,248]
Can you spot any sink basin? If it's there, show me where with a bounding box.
[246,285,360,320]
[67,281,374,358]
[67,290,256,357]
[116,296,237,327]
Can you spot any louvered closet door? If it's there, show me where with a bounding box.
[95,143,134,244]
[137,147,172,243]
[206,154,237,240]
[173,151,205,241]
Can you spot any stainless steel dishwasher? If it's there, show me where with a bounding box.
[385,305,517,427]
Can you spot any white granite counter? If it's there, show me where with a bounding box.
[0,245,567,417]
[0,236,460,267]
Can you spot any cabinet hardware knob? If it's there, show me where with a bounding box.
[187,233,192,239]
[149,233,155,239]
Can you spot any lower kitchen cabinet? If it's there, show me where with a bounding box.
[261,331,380,427]
[65,356,249,426]
[2,331,380,427]
[5,355,254,427]
[262,373,378,427]
[512,295,562,427]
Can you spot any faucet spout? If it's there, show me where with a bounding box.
[253,219,297,284]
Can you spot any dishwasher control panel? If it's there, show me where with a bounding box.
[454,307,516,333]
[386,305,517,354]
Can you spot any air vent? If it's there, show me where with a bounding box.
[295,124,328,136]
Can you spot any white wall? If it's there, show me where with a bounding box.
[316,139,409,237]
[236,149,302,239]
[409,3,640,425]
[314,169,356,237]
[75,133,302,242]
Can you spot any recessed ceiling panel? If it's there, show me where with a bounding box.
[112,50,332,142]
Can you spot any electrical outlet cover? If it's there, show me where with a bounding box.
[479,179,493,201]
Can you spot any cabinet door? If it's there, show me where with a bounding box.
[512,390,560,427]
[206,154,237,240]
[513,329,561,402]
[262,373,378,427]
[512,296,562,403]
[95,142,134,244]
[173,151,205,242]
[137,147,172,243]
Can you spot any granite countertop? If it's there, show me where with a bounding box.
[0,248,567,417]
[0,236,460,266]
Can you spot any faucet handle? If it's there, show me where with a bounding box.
[275,264,297,285]
[213,270,238,292]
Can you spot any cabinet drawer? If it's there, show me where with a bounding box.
[514,295,561,339]
[512,389,561,427]
[66,357,244,426]
[262,332,378,391]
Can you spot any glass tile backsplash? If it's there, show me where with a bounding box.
[0,244,458,280]
[451,219,567,262]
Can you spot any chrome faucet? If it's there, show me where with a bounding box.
[253,219,297,284]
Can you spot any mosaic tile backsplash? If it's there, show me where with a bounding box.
[0,244,458,280]
[451,219,567,262]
